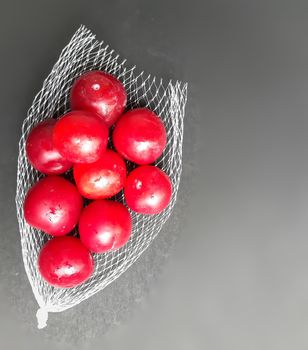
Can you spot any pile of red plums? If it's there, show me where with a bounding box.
[23,71,172,288]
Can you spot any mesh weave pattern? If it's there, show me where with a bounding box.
[15,26,187,325]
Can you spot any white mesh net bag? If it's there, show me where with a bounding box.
[15,25,187,329]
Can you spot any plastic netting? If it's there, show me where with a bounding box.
[15,25,187,329]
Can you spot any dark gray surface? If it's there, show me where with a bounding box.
[2,0,308,349]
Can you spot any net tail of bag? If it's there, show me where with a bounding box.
[15,25,188,329]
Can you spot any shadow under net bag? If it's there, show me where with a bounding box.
[15,25,187,329]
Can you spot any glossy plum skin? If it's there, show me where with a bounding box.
[124,166,172,215]
[53,111,108,164]
[70,71,127,127]
[23,176,83,236]
[113,108,167,165]
[79,200,132,253]
[26,119,72,174]
[38,236,94,288]
[73,149,127,199]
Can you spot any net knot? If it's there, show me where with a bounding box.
[36,307,49,329]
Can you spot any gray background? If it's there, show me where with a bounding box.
[1,0,308,349]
